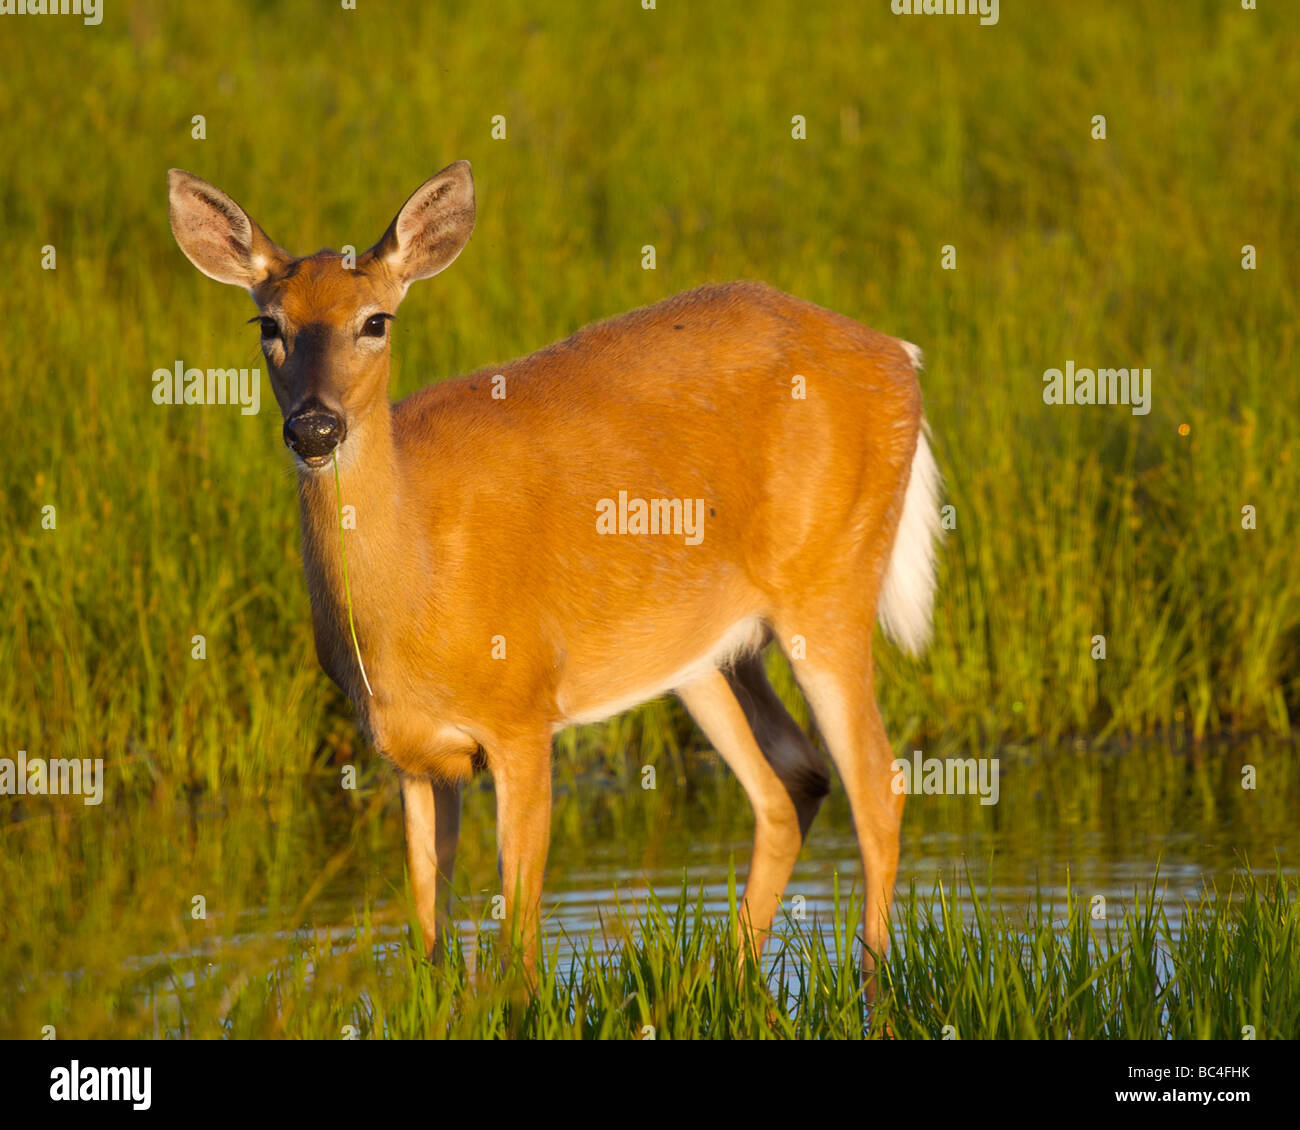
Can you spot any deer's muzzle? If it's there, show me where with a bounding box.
[284,403,345,462]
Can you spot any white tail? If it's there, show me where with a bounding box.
[877,406,943,656]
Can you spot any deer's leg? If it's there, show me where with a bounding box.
[677,665,813,956]
[724,651,830,839]
[487,735,553,979]
[399,773,462,962]
[780,633,902,1003]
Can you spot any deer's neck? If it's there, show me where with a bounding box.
[296,402,410,707]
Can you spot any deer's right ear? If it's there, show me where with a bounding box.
[167,170,290,291]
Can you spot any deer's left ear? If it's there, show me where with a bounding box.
[168,170,291,292]
[367,160,476,291]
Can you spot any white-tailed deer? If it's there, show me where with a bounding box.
[167,160,942,994]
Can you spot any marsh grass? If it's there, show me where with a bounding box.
[3,1,1297,796]
[878,868,1300,1040]
[20,866,1297,1040]
[5,738,1295,1039]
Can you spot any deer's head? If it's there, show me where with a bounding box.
[168,161,475,469]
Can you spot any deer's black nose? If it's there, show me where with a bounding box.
[284,407,345,460]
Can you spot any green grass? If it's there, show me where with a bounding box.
[3,0,1297,791]
[2,0,1298,1038]
[880,868,1300,1041]
[257,867,1300,1040]
[15,867,1298,1040]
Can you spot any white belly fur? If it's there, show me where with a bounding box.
[557,616,767,728]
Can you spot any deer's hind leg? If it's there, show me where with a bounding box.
[773,615,903,1002]
[676,651,829,953]
[724,651,830,840]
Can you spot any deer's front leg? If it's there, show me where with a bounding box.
[488,739,552,978]
[399,772,462,962]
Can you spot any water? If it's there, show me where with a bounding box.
[234,740,1300,962]
[31,739,1296,1034]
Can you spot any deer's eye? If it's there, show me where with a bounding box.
[259,317,281,340]
[361,313,392,338]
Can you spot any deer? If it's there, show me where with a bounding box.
[167,160,942,998]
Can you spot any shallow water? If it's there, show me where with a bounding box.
[231,739,1300,963]
[21,738,1296,1037]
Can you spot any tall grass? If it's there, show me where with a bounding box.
[879,868,1300,1040]
[2,1,1296,798]
[12,866,1296,1040]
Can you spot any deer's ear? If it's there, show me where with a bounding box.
[368,160,475,291]
[168,170,290,291]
